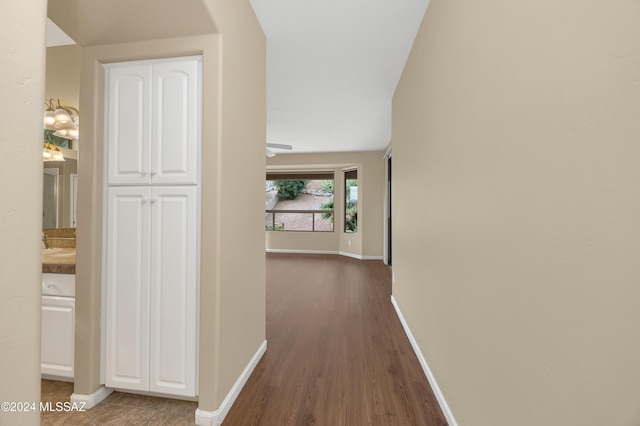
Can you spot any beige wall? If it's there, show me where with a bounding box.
[43,158,77,229]
[0,1,46,425]
[45,45,81,114]
[201,0,267,409]
[75,0,266,412]
[392,1,640,425]
[44,45,81,229]
[266,151,385,259]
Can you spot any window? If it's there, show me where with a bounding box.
[265,172,334,232]
[344,169,358,233]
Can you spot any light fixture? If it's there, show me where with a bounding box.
[44,99,79,140]
[266,142,293,157]
[42,143,65,162]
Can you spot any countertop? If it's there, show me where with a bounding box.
[42,248,76,274]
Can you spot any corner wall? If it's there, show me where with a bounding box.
[0,2,46,425]
[76,18,266,416]
[392,1,640,425]
[200,0,267,411]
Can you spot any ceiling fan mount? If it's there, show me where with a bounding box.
[266,143,292,157]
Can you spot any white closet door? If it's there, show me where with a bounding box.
[105,187,151,391]
[148,186,198,396]
[151,59,200,185]
[107,65,152,185]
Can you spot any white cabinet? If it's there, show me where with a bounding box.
[105,187,198,396]
[104,56,201,398]
[41,274,75,379]
[42,296,75,379]
[107,58,200,186]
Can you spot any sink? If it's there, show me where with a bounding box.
[42,248,76,264]
[51,251,75,257]
[42,248,64,254]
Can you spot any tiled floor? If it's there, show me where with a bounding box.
[40,380,197,425]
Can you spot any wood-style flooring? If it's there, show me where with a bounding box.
[223,253,447,426]
[39,253,446,425]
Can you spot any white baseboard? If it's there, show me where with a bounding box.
[41,374,74,383]
[266,249,338,255]
[391,296,458,426]
[195,340,267,426]
[266,249,383,261]
[70,386,114,410]
[339,252,383,260]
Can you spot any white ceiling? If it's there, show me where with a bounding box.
[46,1,430,155]
[250,0,430,154]
[46,18,75,47]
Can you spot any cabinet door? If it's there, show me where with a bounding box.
[105,187,151,391]
[151,59,200,185]
[149,187,198,396]
[107,65,152,185]
[41,296,75,378]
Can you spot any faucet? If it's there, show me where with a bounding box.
[42,232,49,249]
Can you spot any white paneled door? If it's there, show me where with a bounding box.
[107,58,199,186]
[105,187,150,392]
[107,65,151,186]
[105,186,198,396]
[149,187,198,396]
[104,56,201,398]
[151,60,199,185]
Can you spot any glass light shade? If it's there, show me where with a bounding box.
[43,144,65,162]
[66,128,79,140]
[53,120,76,130]
[54,108,71,123]
[44,111,56,126]
[53,129,69,138]
[51,150,65,161]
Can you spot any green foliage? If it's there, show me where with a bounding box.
[265,223,284,231]
[320,180,334,193]
[320,199,334,221]
[274,180,308,200]
[320,197,356,232]
[344,202,358,233]
[44,129,69,147]
[345,180,358,233]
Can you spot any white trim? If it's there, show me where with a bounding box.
[383,146,392,159]
[266,249,383,261]
[266,249,338,255]
[195,340,267,426]
[41,374,73,383]
[70,386,114,410]
[390,296,458,426]
[339,251,383,260]
[384,151,392,266]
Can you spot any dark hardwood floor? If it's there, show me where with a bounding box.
[223,253,447,426]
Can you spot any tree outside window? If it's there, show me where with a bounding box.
[344,170,358,233]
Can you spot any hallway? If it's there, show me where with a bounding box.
[224,253,447,425]
[39,253,446,425]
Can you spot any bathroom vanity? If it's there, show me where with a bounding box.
[41,271,75,380]
[41,230,76,382]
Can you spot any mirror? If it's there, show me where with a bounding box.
[43,147,77,228]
